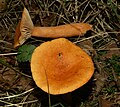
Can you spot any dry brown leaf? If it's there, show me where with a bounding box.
[94,73,106,94]
[78,39,94,55]
[0,0,6,12]
[99,96,112,107]
[99,40,120,60]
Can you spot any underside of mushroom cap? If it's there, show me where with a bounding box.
[31,38,94,95]
[14,8,34,48]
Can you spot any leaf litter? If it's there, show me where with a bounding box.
[0,0,120,107]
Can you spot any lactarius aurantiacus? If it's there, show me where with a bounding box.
[31,38,94,95]
[14,8,92,48]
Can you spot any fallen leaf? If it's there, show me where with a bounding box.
[0,0,7,12]
[94,73,106,94]
[99,96,112,107]
[99,40,120,60]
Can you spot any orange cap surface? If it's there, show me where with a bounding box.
[31,38,94,95]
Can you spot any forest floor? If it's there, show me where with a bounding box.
[0,0,120,107]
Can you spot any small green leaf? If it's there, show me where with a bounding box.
[17,44,36,62]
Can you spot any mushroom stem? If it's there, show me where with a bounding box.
[31,23,92,38]
[60,93,73,106]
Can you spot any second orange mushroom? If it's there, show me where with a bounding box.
[14,8,92,48]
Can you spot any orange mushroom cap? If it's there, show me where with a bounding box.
[31,38,94,95]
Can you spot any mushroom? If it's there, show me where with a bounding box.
[31,38,94,95]
[14,8,92,48]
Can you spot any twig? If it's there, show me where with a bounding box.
[75,0,78,22]
[0,99,13,105]
[83,48,120,51]
[52,103,64,107]
[0,59,32,78]
[41,63,51,107]
[0,40,12,45]
[0,52,18,56]
[79,0,90,22]
[0,88,34,100]
[74,31,120,44]
[5,100,38,107]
